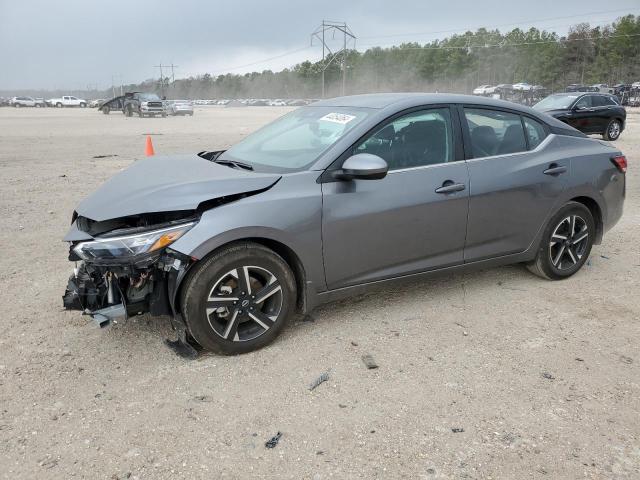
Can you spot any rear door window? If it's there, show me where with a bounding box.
[463,108,527,158]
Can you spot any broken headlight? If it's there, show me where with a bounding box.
[73,222,195,261]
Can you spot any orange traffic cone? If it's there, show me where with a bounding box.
[145,135,155,156]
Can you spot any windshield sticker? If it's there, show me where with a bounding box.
[319,112,356,125]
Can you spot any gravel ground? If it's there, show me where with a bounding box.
[0,106,638,479]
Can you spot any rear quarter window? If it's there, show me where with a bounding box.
[523,117,548,149]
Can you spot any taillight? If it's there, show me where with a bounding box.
[611,155,627,173]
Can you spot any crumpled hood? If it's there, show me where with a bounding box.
[75,154,281,221]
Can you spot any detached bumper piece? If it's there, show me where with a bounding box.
[91,304,127,328]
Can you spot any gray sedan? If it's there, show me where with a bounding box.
[63,93,626,356]
[165,99,194,116]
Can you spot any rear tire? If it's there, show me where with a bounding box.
[181,242,296,355]
[603,119,622,141]
[56,102,63,108]
[526,201,595,280]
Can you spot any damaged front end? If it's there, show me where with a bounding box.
[62,215,195,333]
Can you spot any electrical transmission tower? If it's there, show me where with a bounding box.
[311,21,356,98]
[154,63,178,97]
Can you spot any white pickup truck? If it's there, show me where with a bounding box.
[47,95,87,108]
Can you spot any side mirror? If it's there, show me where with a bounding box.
[333,153,388,181]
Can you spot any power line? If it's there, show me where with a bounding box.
[359,8,639,41]
[358,16,635,48]
[211,46,312,75]
[359,32,640,52]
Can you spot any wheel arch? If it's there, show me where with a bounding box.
[173,237,309,318]
[569,195,603,244]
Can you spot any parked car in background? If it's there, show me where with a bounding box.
[62,93,626,356]
[89,99,105,108]
[591,84,613,94]
[472,85,495,95]
[565,84,599,93]
[123,92,166,117]
[512,82,533,91]
[165,99,194,116]
[47,95,87,108]
[629,85,640,107]
[10,96,37,107]
[534,92,626,140]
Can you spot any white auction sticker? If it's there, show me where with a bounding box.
[319,112,356,125]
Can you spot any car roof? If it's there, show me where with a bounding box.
[552,91,613,97]
[311,92,542,114]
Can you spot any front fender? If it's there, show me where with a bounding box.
[169,172,325,300]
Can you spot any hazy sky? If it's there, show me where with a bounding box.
[1,0,638,90]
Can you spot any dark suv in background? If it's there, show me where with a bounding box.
[534,92,626,140]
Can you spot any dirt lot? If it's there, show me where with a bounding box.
[0,105,638,479]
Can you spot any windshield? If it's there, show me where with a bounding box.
[139,93,161,101]
[220,106,371,171]
[534,94,579,110]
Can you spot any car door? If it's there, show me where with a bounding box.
[461,107,569,261]
[321,106,469,290]
[592,95,620,132]
[566,95,597,133]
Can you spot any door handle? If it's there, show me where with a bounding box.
[435,181,466,194]
[543,164,567,176]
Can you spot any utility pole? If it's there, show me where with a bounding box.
[168,63,178,85]
[311,21,356,98]
[111,75,123,97]
[154,63,165,96]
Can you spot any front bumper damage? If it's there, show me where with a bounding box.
[62,247,198,358]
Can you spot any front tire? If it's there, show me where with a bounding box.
[527,202,595,280]
[80,102,86,108]
[603,119,622,141]
[181,242,296,355]
[102,106,110,114]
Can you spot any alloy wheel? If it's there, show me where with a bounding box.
[205,266,283,342]
[608,121,621,139]
[548,215,589,271]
